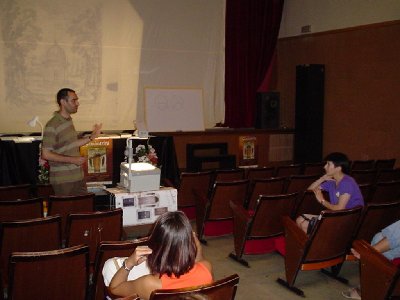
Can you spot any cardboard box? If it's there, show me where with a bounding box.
[120,162,161,192]
[107,186,177,226]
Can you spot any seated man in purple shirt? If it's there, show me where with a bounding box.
[296,152,364,233]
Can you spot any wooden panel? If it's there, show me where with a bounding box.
[153,129,294,170]
[276,21,400,167]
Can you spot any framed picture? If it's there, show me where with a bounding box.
[80,137,113,184]
[239,136,258,166]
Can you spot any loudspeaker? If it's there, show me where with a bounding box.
[255,92,280,129]
[294,64,325,163]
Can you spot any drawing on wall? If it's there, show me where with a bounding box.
[0,0,101,108]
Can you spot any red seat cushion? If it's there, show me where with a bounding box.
[204,220,233,236]
[243,236,286,256]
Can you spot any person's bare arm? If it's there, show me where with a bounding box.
[109,246,158,298]
[315,190,350,210]
[193,232,213,276]
[41,148,85,166]
[42,123,103,165]
[308,174,333,190]
[76,123,103,147]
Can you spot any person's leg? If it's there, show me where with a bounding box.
[296,215,309,233]
[373,237,390,253]
[52,181,88,196]
[295,214,317,233]
[371,226,400,260]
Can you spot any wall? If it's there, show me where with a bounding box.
[279,0,400,38]
[0,0,225,134]
[276,21,400,165]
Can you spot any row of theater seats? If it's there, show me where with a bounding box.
[183,157,397,180]
[0,188,124,299]
[0,184,240,300]
[172,164,400,298]
[174,167,400,219]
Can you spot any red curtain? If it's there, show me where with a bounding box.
[224,0,284,128]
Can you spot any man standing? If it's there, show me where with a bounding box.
[41,88,102,195]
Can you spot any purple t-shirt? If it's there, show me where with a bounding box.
[320,175,364,208]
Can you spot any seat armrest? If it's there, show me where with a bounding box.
[353,239,399,299]
[229,201,252,227]
[230,200,252,222]
[353,239,397,271]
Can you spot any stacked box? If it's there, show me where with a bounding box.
[107,186,177,226]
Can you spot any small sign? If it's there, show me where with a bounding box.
[239,136,258,166]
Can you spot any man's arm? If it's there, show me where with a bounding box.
[41,148,85,166]
[76,123,103,147]
[41,123,102,165]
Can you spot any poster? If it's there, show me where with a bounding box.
[80,138,113,184]
[239,136,258,167]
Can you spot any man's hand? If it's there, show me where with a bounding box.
[91,123,103,139]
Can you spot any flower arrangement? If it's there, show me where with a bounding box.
[38,155,50,184]
[36,143,50,184]
[135,144,158,166]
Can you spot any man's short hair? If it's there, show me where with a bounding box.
[324,152,350,174]
[56,88,75,106]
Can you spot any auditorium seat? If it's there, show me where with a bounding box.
[284,174,319,194]
[374,158,396,171]
[176,171,213,220]
[246,166,275,180]
[274,164,302,177]
[0,184,32,201]
[65,208,123,266]
[245,177,285,210]
[0,197,43,222]
[8,245,89,300]
[93,238,148,300]
[229,192,298,266]
[353,239,400,300]
[369,180,400,204]
[277,207,362,296]
[0,215,62,295]
[196,180,249,244]
[350,169,377,185]
[48,193,95,240]
[302,162,324,176]
[149,273,240,300]
[351,160,375,171]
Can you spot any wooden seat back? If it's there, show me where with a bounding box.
[65,208,123,265]
[0,184,32,201]
[149,273,240,300]
[8,245,89,300]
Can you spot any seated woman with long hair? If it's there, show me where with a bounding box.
[109,211,213,299]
